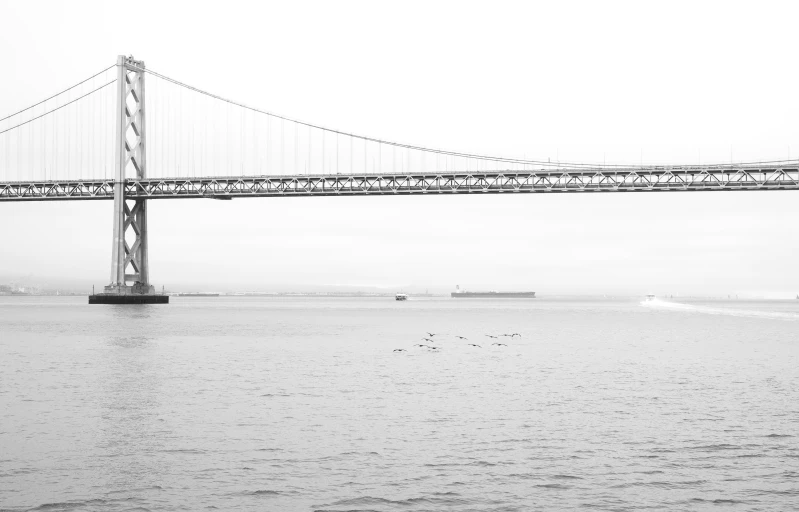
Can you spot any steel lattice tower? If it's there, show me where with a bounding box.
[92,55,165,303]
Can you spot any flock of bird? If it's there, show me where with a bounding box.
[393,332,521,352]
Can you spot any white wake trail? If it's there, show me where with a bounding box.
[641,298,799,320]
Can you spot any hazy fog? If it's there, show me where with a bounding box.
[1,1,798,296]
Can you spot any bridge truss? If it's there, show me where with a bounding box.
[2,165,798,201]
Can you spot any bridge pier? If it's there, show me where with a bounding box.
[90,55,167,305]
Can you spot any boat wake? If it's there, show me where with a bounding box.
[641,298,799,320]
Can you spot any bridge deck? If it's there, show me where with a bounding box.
[1,166,798,201]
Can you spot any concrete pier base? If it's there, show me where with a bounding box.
[89,283,168,304]
[89,294,169,304]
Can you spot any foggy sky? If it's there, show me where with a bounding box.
[1,0,798,297]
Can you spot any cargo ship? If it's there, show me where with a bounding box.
[450,285,535,299]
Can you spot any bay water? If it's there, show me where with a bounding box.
[1,296,797,511]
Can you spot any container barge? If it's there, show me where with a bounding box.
[450,286,535,298]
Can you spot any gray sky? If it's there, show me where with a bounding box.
[1,0,798,296]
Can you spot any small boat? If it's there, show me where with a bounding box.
[395,293,408,301]
[645,294,656,301]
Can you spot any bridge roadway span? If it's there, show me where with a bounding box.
[1,165,798,201]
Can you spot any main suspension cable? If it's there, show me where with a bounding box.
[134,65,799,170]
[132,65,607,169]
[0,64,115,124]
[0,80,116,136]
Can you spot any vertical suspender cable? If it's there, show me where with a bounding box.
[162,76,166,177]
[81,82,88,179]
[240,106,244,176]
[179,84,184,176]
[88,77,92,178]
[54,92,58,180]
[168,81,172,176]
[77,83,81,178]
[66,89,70,180]
[204,91,208,177]
[192,86,196,177]
[266,114,270,173]
[225,101,229,175]
[254,104,258,174]
[42,99,46,180]
[16,108,20,180]
[184,87,188,177]
[150,73,154,178]
[89,76,93,177]
[29,103,32,178]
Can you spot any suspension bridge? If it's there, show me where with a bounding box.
[1,55,798,303]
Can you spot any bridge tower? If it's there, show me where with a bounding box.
[90,55,166,304]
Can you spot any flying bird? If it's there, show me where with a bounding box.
[468,343,482,348]
[485,335,498,339]
[491,343,507,347]
[393,349,406,352]
[426,332,438,337]
[456,336,468,340]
